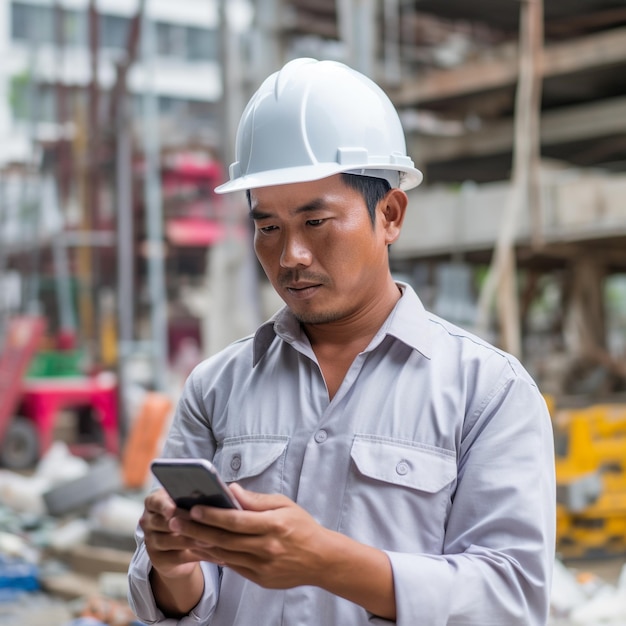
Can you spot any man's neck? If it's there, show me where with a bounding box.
[301,280,402,400]
[303,280,402,352]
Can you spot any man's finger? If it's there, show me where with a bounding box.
[145,488,177,518]
[228,484,291,511]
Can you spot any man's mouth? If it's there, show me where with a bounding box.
[285,283,322,298]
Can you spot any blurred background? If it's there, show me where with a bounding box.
[1,0,626,624]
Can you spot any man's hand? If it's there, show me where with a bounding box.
[139,488,206,616]
[140,488,201,578]
[169,484,397,620]
[169,483,329,589]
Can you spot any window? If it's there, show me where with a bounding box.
[10,2,30,39]
[186,26,218,61]
[188,99,217,123]
[64,9,87,47]
[100,14,131,49]
[156,22,186,58]
[12,2,89,48]
[11,4,216,62]
[10,79,56,123]
[11,2,54,43]
[159,96,188,116]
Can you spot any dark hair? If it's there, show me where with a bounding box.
[340,173,391,226]
[245,173,391,226]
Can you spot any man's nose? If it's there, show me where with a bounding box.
[280,232,312,268]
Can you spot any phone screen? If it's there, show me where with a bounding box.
[151,458,242,510]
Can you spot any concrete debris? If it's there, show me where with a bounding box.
[36,442,91,485]
[43,456,123,517]
[0,442,91,515]
[0,446,147,626]
[2,443,625,626]
[550,557,626,625]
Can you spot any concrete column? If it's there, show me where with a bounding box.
[337,0,377,76]
[0,0,13,158]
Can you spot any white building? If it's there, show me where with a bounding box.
[0,0,232,167]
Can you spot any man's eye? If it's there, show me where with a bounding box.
[307,219,325,227]
[258,225,278,233]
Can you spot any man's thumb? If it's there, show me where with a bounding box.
[229,483,286,511]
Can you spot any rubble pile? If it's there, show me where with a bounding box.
[2,442,626,625]
[0,443,147,626]
[550,556,626,625]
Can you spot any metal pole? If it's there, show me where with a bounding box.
[206,0,262,357]
[116,86,134,441]
[353,0,376,76]
[0,172,8,344]
[219,0,245,168]
[84,0,101,352]
[338,0,376,76]
[24,15,42,316]
[383,0,401,85]
[113,0,144,443]
[141,3,168,391]
[252,0,282,85]
[52,183,76,334]
[53,0,77,339]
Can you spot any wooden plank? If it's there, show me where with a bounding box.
[476,0,543,357]
[40,571,99,600]
[410,95,626,163]
[390,26,626,106]
[68,544,134,576]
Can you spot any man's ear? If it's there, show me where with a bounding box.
[380,189,408,245]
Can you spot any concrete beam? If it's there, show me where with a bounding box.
[390,26,626,106]
[393,171,626,259]
[410,95,626,163]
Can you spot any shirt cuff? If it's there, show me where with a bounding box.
[385,551,452,626]
[128,543,220,625]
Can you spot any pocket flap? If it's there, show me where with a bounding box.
[219,436,289,482]
[351,436,456,493]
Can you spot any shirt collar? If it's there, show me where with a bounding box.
[252,281,433,365]
[253,307,306,365]
[380,282,433,359]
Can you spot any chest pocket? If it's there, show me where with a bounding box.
[339,435,457,553]
[213,435,289,495]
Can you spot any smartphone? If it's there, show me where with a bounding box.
[151,458,242,510]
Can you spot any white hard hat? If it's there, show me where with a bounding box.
[214,57,423,194]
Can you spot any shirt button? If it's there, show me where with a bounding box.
[230,455,242,471]
[396,461,409,476]
[314,430,328,444]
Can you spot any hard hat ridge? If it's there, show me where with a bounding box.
[215,57,423,194]
[273,56,316,98]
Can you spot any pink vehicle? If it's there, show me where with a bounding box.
[0,316,119,469]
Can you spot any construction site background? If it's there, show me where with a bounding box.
[1,1,626,624]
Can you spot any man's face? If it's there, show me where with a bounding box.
[249,175,398,325]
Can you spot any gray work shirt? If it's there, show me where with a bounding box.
[128,283,555,625]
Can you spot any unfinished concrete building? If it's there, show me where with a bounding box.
[244,0,626,400]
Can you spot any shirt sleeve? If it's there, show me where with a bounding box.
[127,368,222,624]
[386,372,556,626]
[127,535,221,625]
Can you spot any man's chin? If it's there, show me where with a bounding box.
[292,309,344,325]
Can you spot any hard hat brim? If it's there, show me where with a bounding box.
[214,164,423,194]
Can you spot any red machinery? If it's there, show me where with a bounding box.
[0,316,119,469]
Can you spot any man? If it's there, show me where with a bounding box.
[128,57,555,625]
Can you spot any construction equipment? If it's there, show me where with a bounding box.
[0,316,47,468]
[553,402,626,559]
[0,315,120,470]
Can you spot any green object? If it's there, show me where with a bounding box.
[26,351,83,378]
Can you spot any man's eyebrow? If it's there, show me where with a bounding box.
[249,199,326,221]
[249,208,271,221]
